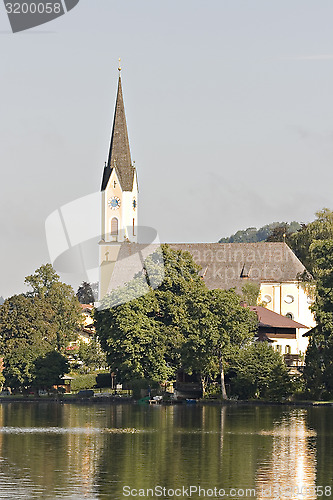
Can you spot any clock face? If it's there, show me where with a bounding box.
[132,198,137,210]
[108,196,121,210]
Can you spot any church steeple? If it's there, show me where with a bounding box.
[99,65,139,298]
[101,69,134,192]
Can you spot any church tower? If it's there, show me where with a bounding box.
[99,66,138,298]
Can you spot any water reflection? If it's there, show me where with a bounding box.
[0,403,330,499]
[256,410,317,499]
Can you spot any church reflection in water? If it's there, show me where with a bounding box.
[256,410,317,500]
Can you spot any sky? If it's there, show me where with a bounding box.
[1,0,333,298]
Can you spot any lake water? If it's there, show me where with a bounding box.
[0,403,332,499]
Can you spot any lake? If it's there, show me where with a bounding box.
[0,403,332,499]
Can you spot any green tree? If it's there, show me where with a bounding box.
[25,264,82,350]
[219,221,301,244]
[180,289,256,397]
[290,208,333,274]
[96,245,257,398]
[241,282,261,306]
[97,289,174,383]
[96,245,209,385]
[303,239,333,398]
[266,224,293,245]
[0,294,57,390]
[76,281,98,304]
[231,342,294,401]
[33,351,69,391]
[180,290,219,396]
[209,289,257,399]
[78,337,107,371]
[24,263,60,299]
[0,265,83,391]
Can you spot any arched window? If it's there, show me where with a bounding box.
[285,312,294,320]
[285,345,291,354]
[111,217,118,236]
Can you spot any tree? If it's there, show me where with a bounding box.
[303,239,333,398]
[180,288,256,397]
[78,337,107,371]
[0,265,83,391]
[96,245,257,398]
[24,263,60,299]
[76,281,98,304]
[219,221,301,244]
[97,288,174,383]
[25,264,83,351]
[266,224,293,245]
[0,294,57,390]
[96,245,211,385]
[241,282,261,306]
[46,281,83,351]
[231,342,294,401]
[209,289,257,399]
[290,208,333,274]
[179,289,219,396]
[33,351,69,391]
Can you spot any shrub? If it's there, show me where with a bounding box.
[70,373,97,392]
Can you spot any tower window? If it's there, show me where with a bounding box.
[111,217,118,236]
[133,218,136,236]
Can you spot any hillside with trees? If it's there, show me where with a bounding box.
[219,221,301,243]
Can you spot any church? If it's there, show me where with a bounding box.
[99,68,316,367]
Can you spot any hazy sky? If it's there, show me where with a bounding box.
[1,1,333,298]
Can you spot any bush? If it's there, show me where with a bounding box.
[230,343,294,401]
[70,373,97,392]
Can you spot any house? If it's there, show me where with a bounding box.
[250,306,308,369]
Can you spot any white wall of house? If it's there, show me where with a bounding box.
[259,281,316,357]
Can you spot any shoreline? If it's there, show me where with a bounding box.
[1,396,333,406]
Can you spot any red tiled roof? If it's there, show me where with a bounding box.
[250,306,308,329]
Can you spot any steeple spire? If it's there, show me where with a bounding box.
[101,67,134,191]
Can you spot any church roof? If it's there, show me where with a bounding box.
[104,242,306,296]
[101,74,135,192]
[169,242,305,292]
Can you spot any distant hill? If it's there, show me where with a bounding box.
[218,221,301,243]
